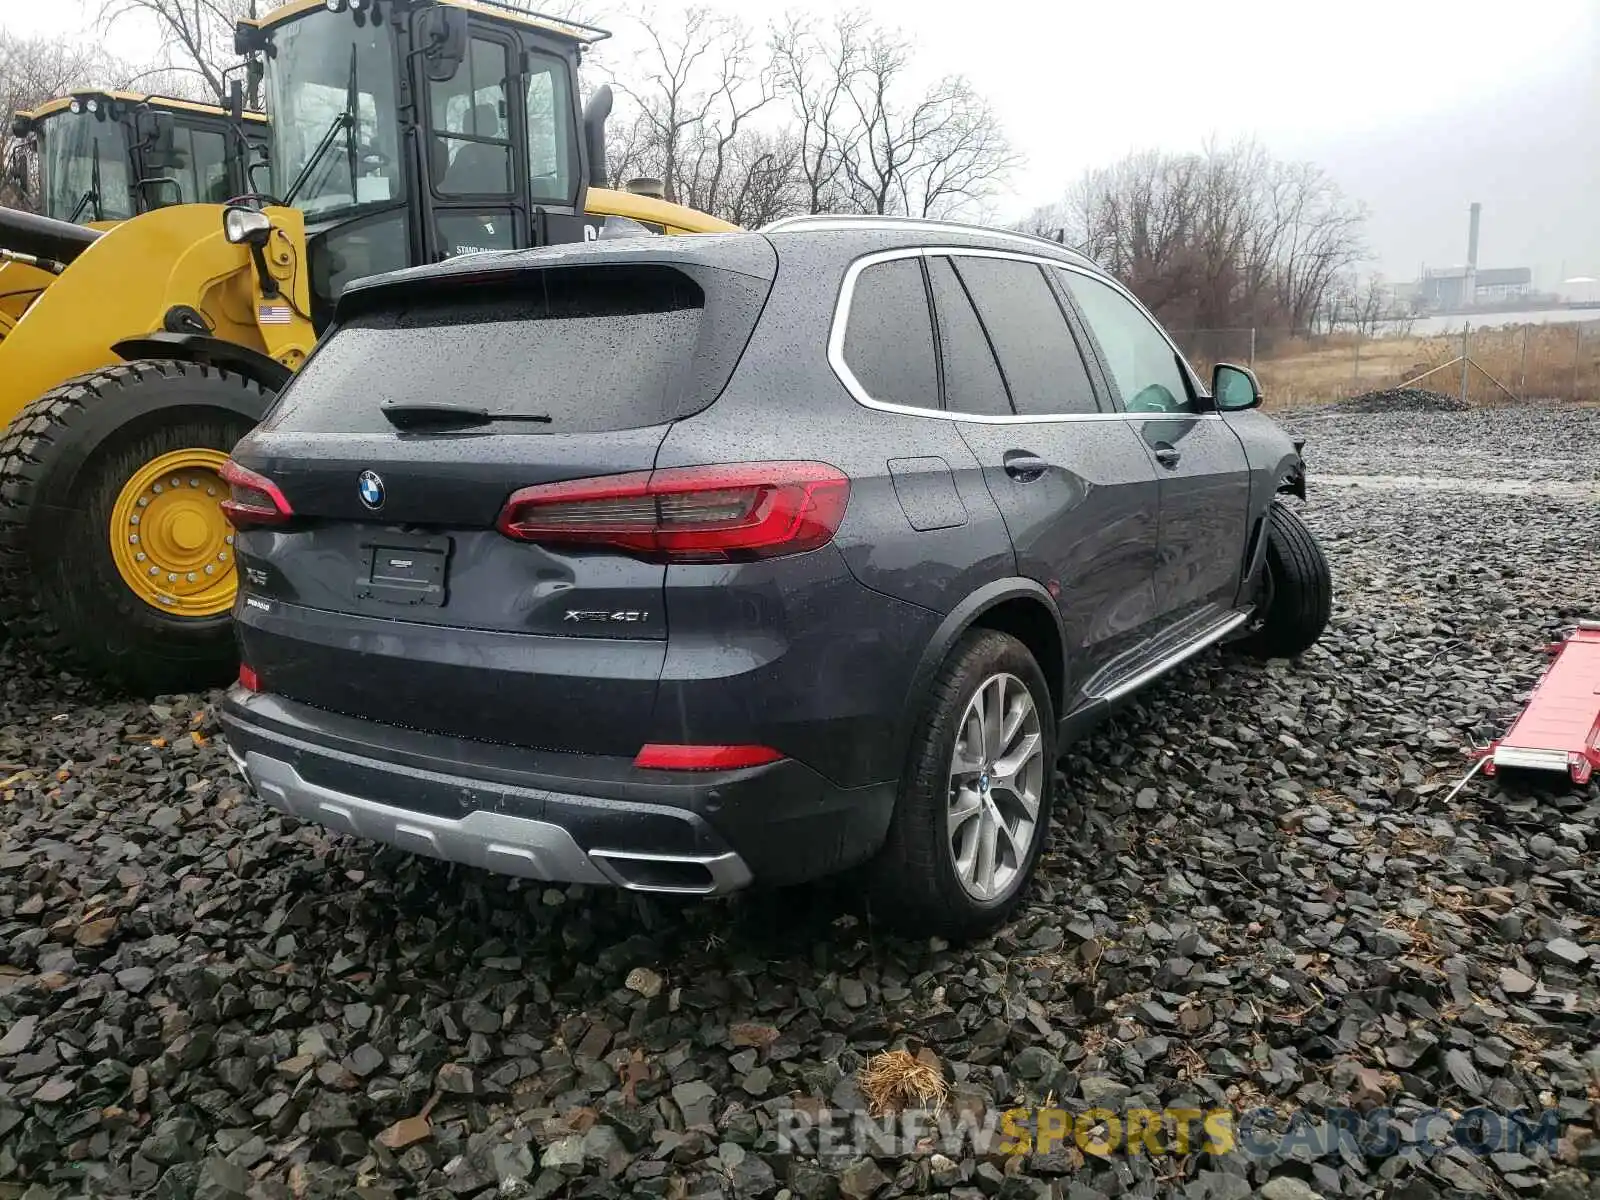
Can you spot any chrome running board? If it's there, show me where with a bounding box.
[1097,608,1254,704]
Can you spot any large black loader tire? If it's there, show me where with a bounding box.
[1234,501,1333,660]
[0,361,274,695]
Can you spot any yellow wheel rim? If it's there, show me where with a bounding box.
[109,448,237,617]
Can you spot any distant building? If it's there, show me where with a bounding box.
[1409,266,1534,310]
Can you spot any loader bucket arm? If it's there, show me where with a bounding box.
[0,259,56,339]
[0,205,102,265]
[0,203,314,426]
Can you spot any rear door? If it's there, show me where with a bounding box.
[936,252,1163,707]
[1055,268,1253,627]
[230,251,773,753]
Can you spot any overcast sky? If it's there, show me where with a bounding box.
[4,0,1596,288]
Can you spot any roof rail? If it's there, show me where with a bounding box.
[452,0,612,43]
[758,214,1092,263]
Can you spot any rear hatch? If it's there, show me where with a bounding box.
[230,237,776,753]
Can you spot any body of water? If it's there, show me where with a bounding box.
[1382,307,1600,337]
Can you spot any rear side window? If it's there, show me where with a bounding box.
[266,263,767,435]
[951,257,1102,416]
[926,255,1011,417]
[841,258,938,410]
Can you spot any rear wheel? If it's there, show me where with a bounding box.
[0,361,273,694]
[870,629,1056,939]
[1234,501,1332,660]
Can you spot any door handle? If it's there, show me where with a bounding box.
[1153,445,1181,469]
[1002,451,1049,481]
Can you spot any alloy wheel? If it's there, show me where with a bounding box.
[946,671,1045,901]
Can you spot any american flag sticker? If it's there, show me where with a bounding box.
[258,304,292,326]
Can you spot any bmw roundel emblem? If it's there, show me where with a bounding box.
[357,470,385,511]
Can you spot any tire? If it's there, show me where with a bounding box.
[1234,501,1332,660]
[870,629,1057,940]
[0,361,274,695]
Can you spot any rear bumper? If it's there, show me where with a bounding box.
[220,688,897,894]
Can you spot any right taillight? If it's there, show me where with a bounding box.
[495,461,850,563]
[219,459,293,529]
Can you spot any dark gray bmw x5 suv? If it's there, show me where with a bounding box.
[219,215,1332,937]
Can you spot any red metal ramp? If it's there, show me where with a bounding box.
[1481,620,1600,785]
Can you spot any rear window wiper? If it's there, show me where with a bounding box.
[380,402,553,431]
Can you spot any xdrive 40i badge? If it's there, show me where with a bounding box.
[564,610,649,623]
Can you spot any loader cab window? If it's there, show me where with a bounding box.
[430,39,513,196]
[142,126,230,208]
[184,128,229,203]
[265,14,404,218]
[524,57,574,204]
[40,109,134,223]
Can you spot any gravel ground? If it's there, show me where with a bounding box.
[1321,388,1470,416]
[3,407,1599,1200]
[1286,404,1600,485]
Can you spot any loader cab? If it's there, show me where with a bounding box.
[14,93,270,225]
[241,0,607,331]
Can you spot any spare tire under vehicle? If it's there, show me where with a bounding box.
[0,361,274,694]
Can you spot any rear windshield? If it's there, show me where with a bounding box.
[263,263,761,435]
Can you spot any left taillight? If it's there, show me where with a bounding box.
[495,461,850,563]
[219,459,293,529]
[237,664,260,693]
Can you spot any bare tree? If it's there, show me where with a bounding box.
[834,28,1015,219]
[1324,271,1391,335]
[768,12,864,214]
[718,129,803,227]
[99,0,286,104]
[606,7,776,216]
[1027,141,1366,336]
[0,33,120,210]
[770,11,1016,221]
[1267,158,1368,331]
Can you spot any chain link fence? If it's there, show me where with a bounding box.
[1170,321,1600,408]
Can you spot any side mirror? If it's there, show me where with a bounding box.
[6,145,28,191]
[136,110,181,166]
[419,7,468,81]
[1212,363,1262,412]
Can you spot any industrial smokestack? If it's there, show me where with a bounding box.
[1465,202,1481,308]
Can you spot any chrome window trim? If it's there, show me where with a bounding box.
[1050,261,1209,406]
[827,245,1218,425]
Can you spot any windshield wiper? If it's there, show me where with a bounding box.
[284,45,358,207]
[67,138,103,223]
[380,403,553,431]
[345,43,359,199]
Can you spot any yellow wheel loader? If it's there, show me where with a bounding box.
[0,0,734,695]
[1,92,270,338]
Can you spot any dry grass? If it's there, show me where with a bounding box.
[858,1050,949,1117]
[1244,323,1600,408]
